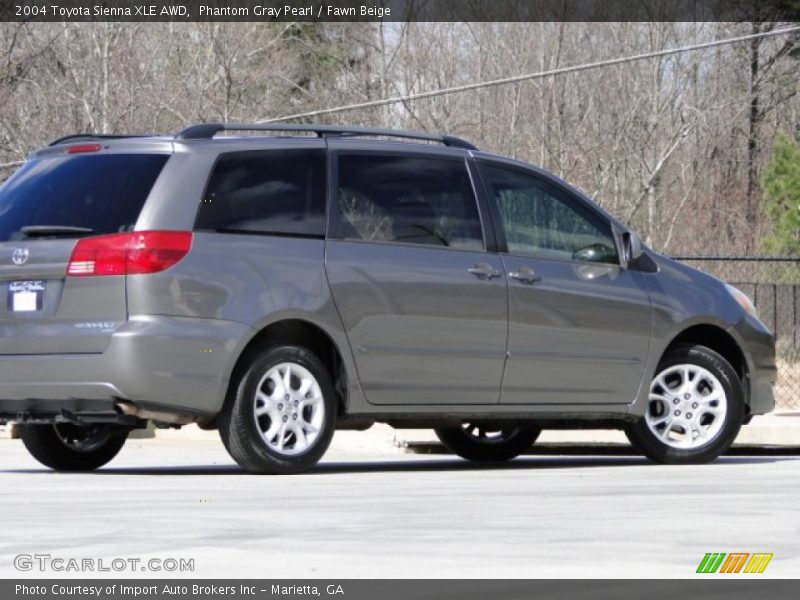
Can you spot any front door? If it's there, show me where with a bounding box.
[478,160,652,405]
[326,150,508,405]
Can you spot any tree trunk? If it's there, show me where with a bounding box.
[746,22,762,253]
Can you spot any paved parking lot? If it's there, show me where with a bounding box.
[0,433,798,578]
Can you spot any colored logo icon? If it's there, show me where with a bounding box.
[697,552,773,574]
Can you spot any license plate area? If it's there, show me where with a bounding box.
[8,280,45,312]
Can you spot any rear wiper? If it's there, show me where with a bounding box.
[19,225,94,238]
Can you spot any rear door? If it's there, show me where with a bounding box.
[477,159,652,405]
[325,148,508,405]
[0,148,169,354]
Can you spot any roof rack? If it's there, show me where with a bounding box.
[48,134,150,146]
[175,123,478,150]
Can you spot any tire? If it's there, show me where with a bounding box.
[20,424,128,472]
[218,345,337,474]
[434,422,541,462]
[625,344,744,464]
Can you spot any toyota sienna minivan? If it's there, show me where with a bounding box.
[0,123,776,473]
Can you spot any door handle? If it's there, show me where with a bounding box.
[509,267,541,284]
[468,262,501,280]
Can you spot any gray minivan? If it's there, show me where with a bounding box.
[0,124,776,474]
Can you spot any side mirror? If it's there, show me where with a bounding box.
[623,231,644,266]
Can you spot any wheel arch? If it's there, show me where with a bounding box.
[223,318,351,419]
[660,323,750,412]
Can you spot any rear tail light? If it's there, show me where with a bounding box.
[67,231,192,276]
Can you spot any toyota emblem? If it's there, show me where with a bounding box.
[11,248,29,266]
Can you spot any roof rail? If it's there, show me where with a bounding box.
[175,122,478,150]
[48,134,150,146]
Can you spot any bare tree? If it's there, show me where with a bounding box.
[1,21,799,257]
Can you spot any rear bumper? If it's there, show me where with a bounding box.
[730,315,776,416]
[0,314,250,420]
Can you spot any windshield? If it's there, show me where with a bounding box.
[0,154,169,242]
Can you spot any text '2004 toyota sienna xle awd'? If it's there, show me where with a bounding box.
[0,124,776,474]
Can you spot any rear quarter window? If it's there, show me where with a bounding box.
[195,149,326,237]
[0,154,169,242]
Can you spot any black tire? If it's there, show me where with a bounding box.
[625,344,744,464]
[20,424,128,472]
[218,345,337,474]
[434,422,541,462]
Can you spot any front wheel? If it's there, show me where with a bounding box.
[434,422,540,462]
[218,345,337,474]
[20,424,128,471]
[625,344,744,464]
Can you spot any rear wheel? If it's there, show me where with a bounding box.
[625,344,744,464]
[20,423,128,471]
[218,345,337,474]
[434,422,540,462]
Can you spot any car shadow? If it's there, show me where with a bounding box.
[2,455,797,476]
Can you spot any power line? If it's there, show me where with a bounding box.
[261,26,800,123]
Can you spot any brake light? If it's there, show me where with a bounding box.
[66,143,103,154]
[67,231,192,276]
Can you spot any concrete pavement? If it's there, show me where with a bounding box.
[0,432,799,578]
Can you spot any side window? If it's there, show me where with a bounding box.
[196,149,325,237]
[336,154,483,251]
[481,163,619,264]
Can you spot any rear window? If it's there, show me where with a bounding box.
[0,154,168,242]
[195,149,326,237]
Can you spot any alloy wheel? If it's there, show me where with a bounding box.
[253,362,324,456]
[645,363,728,449]
[53,424,114,453]
[461,422,521,444]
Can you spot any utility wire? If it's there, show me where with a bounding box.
[261,26,800,123]
[2,25,798,168]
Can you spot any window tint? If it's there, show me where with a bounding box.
[336,154,483,251]
[481,163,619,264]
[196,149,325,237]
[0,154,168,242]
